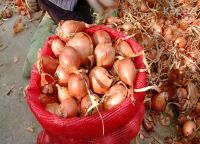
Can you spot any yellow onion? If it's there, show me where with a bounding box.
[57,98,78,118]
[113,39,135,57]
[117,58,137,86]
[51,38,65,57]
[45,103,60,115]
[68,73,89,100]
[80,94,103,116]
[182,120,196,137]
[174,37,187,48]
[105,16,121,25]
[56,84,71,102]
[66,32,93,65]
[95,43,115,68]
[92,30,111,46]
[151,92,168,113]
[59,46,81,69]
[56,20,87,42]
[121,22,134,32]
[37,55,59,75]
[89,66,113,94]
[103,84,127,110]
[55,65,71,86]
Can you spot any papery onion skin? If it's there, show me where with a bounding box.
[51,38,65,57]
[68,73,88,101]
[114,39,135,57]
[80,94,103,116]
[121,22,134,32]
[118,58,137,86]
[95,43,115,69]
[59,46,81,69]
[66,32,93,65]
[56,20,86,42]
[92,30,112,46]
[45,103,60,115]
[54,65,70,86]
[103,84,127,110]
[39,55,59,75]
[89,66,113,94]
[111,60,120,77]
[56,84,71,102]
[40,94,58,106]
[57,98,78,118]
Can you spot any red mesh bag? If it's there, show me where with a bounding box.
[27,25,146,144]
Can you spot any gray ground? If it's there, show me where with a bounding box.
[0,7,41,144]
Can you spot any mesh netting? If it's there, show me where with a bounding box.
[27,25,146,144]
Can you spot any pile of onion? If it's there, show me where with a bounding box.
[37,20,137,118]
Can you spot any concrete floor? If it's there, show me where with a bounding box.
[0,5,41,144]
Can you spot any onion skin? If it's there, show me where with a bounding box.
[117,58,137,86]
[57,98,78,118]
[174,37,187,48]
[121,22,134,32]
[89,66,113,94]
[40,94,58,106]
[56,84,71,102]
[68,73,88,101]
[54,65,70,86]
[105,16,121,25]
[182,120,196,137]
[111,59,120,77]
[113,39,135,57]
[151,92,167,113]
[92,30,111,46]
[95,43,115,68]
[103,84,127,110]
[59,46,81,69]
[45,103,60,115]
[66,32,93,65]
[40,73,55,94]
[56,20,86,42]
[51,38,65,57]
[80,94,103,116]
[39,55,59,75]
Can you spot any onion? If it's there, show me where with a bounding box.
[57,98,78,118]
[140,1,148,12]
[103,84,127,110]
[177,114,188,126]
[174,37,187,48]
[114,39,135,57]
[56,20,87,42]
[59,46,81,69]
[169,69,186,86]
[38,55,59,74]
[39,94,58,106]
[80,94,103,116]
[40,73,55,94]
[92,30,111,46]
[66,32,93,64]
[163,27,173,35]
[117,58,137,86]
[111,60,120,76]
[45,103,60,115]
[105,16,121,25]
[182,120,196,137]
[56,84,71,102]
[121,22,134,32]
[176,88,188,100]
[195,102,200,113]
[68,73,88,100]
[89,66,113,94]
[151,92,167,113]
[54,65,72,86]
[51,38,65,57]
[95,43,115,68]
